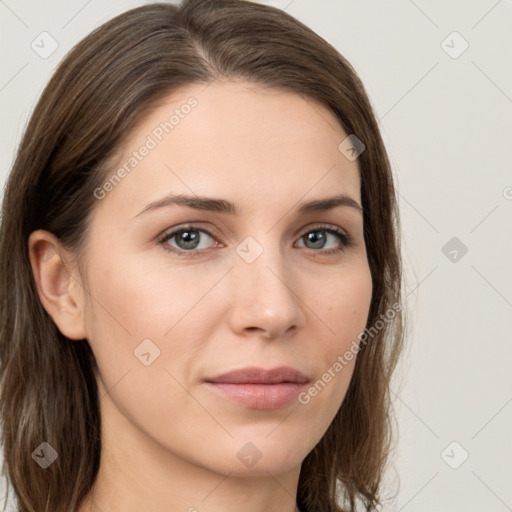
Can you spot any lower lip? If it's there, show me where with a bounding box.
[204,382,307,410]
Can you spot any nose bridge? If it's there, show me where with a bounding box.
[229,234,305,337]
[235,234,289,293]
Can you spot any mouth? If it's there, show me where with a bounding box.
[203,366,310,410]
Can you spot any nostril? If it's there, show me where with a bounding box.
[246,326,263,333]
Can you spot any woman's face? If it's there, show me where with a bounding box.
[79,79,372,477]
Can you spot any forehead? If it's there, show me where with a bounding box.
[96,79,361,218]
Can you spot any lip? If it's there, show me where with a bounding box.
[203,366,310,410]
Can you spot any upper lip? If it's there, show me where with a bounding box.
[204,366,309,385]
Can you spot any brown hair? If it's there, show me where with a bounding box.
[0,1,405,510]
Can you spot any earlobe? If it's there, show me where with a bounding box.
[28,230,87,341]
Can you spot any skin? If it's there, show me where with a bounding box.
[29,79,373,512]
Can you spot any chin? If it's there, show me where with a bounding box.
[216,431,311,477]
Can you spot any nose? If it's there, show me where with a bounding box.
[228,243,306,339]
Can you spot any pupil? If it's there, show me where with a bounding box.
[177,230,199,249]
[306,231,326,249]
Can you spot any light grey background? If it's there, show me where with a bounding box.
[1,1,511,511]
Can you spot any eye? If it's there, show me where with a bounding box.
[158,226,219,255]
[295,224,354,254]
[158,223,354,256]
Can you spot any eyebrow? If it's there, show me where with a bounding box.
[133,193,363,218]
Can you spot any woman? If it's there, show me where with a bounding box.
[0,1,405,511]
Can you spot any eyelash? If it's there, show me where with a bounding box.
[157,223,355,257]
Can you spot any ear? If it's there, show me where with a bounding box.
[28,230,87,340]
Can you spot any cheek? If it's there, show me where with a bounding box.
[302,261,372,407]
[81,249,221,446]
[321,261,373,349]
[84,245,213,340]
[81,245,227,401]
